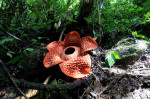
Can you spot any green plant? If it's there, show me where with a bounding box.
[132,31,149,41]
[105,51,120,67]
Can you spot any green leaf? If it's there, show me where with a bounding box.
[125,19,130,23]
[114,19,119,24]
[32,39,38,42]
[93,30,98,40]
[6,51,14,58]
[93,30,96,35]
[105,53,116,67]
[23,33,28,37]
[109,51,120,59]
[23,50,28,57]
[19,65,23,69]
[134,5,138,8]
[26,48,34,52]
[93,37,98,40]
[8,92,14,97]
[7,52,12,58]
[146,18,150,22]
[145,12,150,19]
[121,19,125,22]
[132,31,138,37]
[0,37,14,45]
[137,7,143,11]
[129,8,134,12]
[132,31,149,40]
[51,79,57,85]
[84,17,92,23]
[8,56,22,64]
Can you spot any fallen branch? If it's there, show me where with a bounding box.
[0,29,46,50]
[1,65,150,95]
[0,60,93,92]
[13,78,89,92]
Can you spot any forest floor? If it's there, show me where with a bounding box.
[0,45,150,99]
[96,44,150,99]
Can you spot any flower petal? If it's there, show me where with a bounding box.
[80,36,98,54]
[64,31,81,47]
[47,41,64,51]
[43,46,64,68]
[59,54,91,78]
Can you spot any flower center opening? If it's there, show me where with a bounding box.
[65,47,75,55]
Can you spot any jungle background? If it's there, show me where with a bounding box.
[0,0,150,99]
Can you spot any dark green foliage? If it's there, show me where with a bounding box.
[99,0,150,48]
[0,0,80,65]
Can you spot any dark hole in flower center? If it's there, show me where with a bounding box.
[65,47,75,55]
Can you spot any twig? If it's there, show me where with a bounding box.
[80,80,94,99]
[59,27,66,41]
[0,29,46,50]
[0,60,29,99]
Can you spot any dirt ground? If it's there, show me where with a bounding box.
[89,44,150,99]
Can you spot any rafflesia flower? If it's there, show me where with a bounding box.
[43,31,98,78]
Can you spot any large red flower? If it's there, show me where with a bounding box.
[43,31,98,78]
